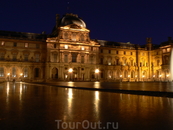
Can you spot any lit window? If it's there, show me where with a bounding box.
[81,47,85,50]
[24,68,28,77]
[1,41,4,46]
[25,43,28,47]
[12,67,16,77]
[0,67,4,77]
[108,62,111,65]
[64,45,68,49]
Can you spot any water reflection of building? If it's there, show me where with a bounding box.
[0,13,172,82]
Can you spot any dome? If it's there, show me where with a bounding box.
[60,14,86,28]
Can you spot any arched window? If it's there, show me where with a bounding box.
[0,67,4,77]
[24,68,28,78]
[124,71,128,78]
[131,71,135,78]
[34,68,39,78]
[12,67,16,77]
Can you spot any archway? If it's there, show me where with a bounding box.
[52,67,58,79]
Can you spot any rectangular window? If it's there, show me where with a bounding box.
[116,51,119,54]
[35,68,39,77]
[24,54,28,61]
[116,59,119,65]
[54,44,56,48]
[124,51,126,55]
[109,50,111,54]
[91,47,93,51]
[25,43,28,47]
[72,53,77,62]
[36,44,40,49]
[131,52,133,55]
[12,54,17,61]
[100,49,103,53]
[64,55,68,63]
[100,58,103,64]
[12,67,16,77]
[35,54,40,62]
[0,53,5,60]
[14,42,17,47]
[81,56,84,63]
[54,54,57,62]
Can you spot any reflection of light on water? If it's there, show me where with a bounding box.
[7,82,9,96]
[20,83,22,101]
[6,82,9,103]
[68,88,73,99]
[67,88,73,117]
[95,91,99,100]
[94,82,100,88]
[94,91,100,119]
[68,81,74,87]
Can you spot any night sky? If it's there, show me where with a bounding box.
[1,0,173,45]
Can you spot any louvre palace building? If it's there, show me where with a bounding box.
[0,13,172,82]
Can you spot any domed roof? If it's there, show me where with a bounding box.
[60,14,86,28]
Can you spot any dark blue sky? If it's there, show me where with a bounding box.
[1,0,173,45]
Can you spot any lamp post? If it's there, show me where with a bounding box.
[153,75,155,81]
[120,75,122,82]
[166,74,169,82]
[142,75,145,82]
[95,69,99,81]
[135,75,138,82]
[68,68,73,81]
[20,73,23,82]
[128,75,130,82]
[7,73,10,81]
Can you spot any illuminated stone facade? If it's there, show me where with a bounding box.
[0,13,171,82]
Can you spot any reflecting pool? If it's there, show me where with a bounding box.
[0,82,173,130]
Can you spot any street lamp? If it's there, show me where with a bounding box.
[68,68,73,81]
[7,73,10,81]
[120,75,122,82]
[166,74,169,82]
[128,75,130,82]
[135,75,138,82]
[20,73,23,81]
[142,75,145,82]
[153,75,155,81]
[95,69,99,81]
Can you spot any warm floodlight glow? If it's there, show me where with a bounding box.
[7,73,10,76]
[128,75,130,77]
[64,45,68,49]
[20,73,23,76]
[135,75,137,77]
[120,75,122,77]
[153,75,155,77]
[167,74,169,77]
[142,75,145,77]
[159,75,162,77]
[68,68,73,73]
[81,46,85,50]
[95,69,99,73]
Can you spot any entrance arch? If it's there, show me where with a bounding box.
[52,67,58,79]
